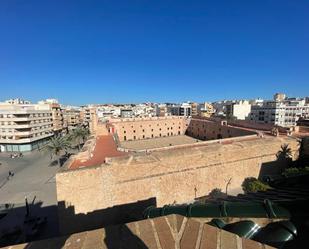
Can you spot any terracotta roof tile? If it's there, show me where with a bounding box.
[70,135,126,170]
[3,215,276,249]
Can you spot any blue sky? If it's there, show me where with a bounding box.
[0,0,308,105]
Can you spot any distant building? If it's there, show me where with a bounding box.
[158,104,169,117]
[212,100,233,116]
[63,107,82,130]
[169,103,192,117]
[120,109,133,118]
[249,97,309,127]
[273,93,286,102]
[80,106,98,133]
[190,102,200,116]
[200,102,215,117]
[4,98,31,105]
[0,101,53,152]
[38,99,65,134]
[226,100,251,120]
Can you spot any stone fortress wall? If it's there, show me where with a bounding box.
[56,136,299,235]
[108,116,256,143]
[109,116,188,142]
[187,118,255,140]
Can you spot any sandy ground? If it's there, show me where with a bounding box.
[120,135,202,150]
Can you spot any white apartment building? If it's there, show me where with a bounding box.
[0,102,54,152]
[249,99,309,127]
[226,100,251,120]
[169,103,192,117]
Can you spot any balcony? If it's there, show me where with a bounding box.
[0,121,53,129]
[0,132,53,144]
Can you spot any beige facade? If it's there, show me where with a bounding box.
[56,136,298,234]
[226,100,251,120]
[109,116,188,142]
[109,116,254,143]
[200,102,215,117]
[186,118,254,140]
[63,108,82,129]
[49,103,64,133]
[0,103,53,152]
[38,99,65,133]
[80,107,98,133]
[274,93,286,101]
[190,102,199,116]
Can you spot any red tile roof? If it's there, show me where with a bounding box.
[69,135,126,170]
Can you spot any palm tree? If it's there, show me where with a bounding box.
[45,135,71,166]
[276,144,292,159]
[276,144,293,168]
[71,126,90,150]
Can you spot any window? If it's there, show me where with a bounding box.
[167,132,170,136]
[143,135,145,139]
[134,136,136,140]
[151,134,154,138]
[133,130,136,133]
[124,131,126,134]
[142,129,145,132]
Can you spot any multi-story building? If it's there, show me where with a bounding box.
[226,100,251,120]
[38,99,64,134]
[249,98,309,127]
[212,100,233,116]
[169,103,192,117]
[273,93,286,102]
[190,102,200,116]
[4,98,31,105]
[80,106,98,133]
[0,101,53,152]
[199,102,215,117]
[156,104,169,117]
[63,107,82,130]
[120,109,133,118]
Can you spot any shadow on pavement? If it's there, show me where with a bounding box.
[0,200,60,247]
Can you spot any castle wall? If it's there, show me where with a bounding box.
[56,137,298,235]
[186,118,255,140]
[110,116,188,142]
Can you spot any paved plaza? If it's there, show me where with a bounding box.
[120,135,202,150]
[0,151,60,206]
[0,150,67,241]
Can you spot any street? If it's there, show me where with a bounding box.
[0,150,66,242]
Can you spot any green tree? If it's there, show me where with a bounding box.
[276,144,293,168]
[45,135,71,166]
[241,177,270,194]
[208,188,226,199]
[276,144,292,160]
[70,126,90,150]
